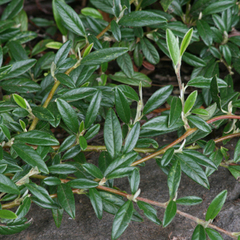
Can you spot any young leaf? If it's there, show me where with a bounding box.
[104,109,122,159]
[167,160,181,200]
[81,7,103,19]
[137,201,161,225]
[12,143,49,174]
[13,94,27,109]
[55,0,86,37]
[115,88,131,124]
[168,96,182,127]
[183,90,197,114]
[176,196,202,206]
[192,225,206,240]
[0,173,20,195]
[143,85,173,115]
[112,200,134,240]
[205,228,224,240]
[57,184,75,219]
[56,98,79,133]
[85,90,102,129]
[82,42,94,58]
[166,29,180,67]
[162,200,177,227]
[180,28,193,56]
[89,188,103,219]
[82,163,103,179]
[205,190,227,221]
[116,53,134,78]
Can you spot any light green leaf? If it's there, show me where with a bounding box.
[180,28,193,56]
[184,90,197,114]
[0,209,17,219]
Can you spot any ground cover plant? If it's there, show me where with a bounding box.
[1,0,240,239]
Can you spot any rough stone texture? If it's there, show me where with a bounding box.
[2,138,240,240]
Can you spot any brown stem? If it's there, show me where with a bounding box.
[214,132,240,144]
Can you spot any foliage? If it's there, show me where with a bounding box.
[0,0,240,239]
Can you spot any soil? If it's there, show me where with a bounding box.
[2,135,240,240]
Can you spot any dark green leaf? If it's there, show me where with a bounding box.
[61,87,96,102]
[0,219,31,235]
[187,76,227,89]
[176,196,202,206]
[210,76,221,110]
[55,0,86,37]
[129,168,140,194]
[219,44,232,66]
[117,85,139,102]
[43,177,61,186]
[137,201,161,225]
[111,20,121,42]
[56,98,79,133]
[187,115,212,133]
[81,47,128,65]
[68,178,98,189]
[15,197,31,219]
[143,85,173,115]
[182,52,206,67]
[168,96,182,127]
[82,163,103,179]
[162,200,177,227]
[203,140,215,156]
[32,106,55,122]
[89,188,103,219]
[234,139,240,163]
[206,228,224,240]
[168,160,181,200]
[0,173,19,194]
[106,166,135,179]
[205,190,227,221]
[161,0,174,12]
[85,90,102,129]
[133,43,143,67]
[12,143,49,174]
[116,53,134,78]
[48,164,77,174]
[57,184,75,219]
[14,130,59,146]
[55,73,75,88]
[197,20,213,46]
[112,200,133,240]
[119,11,166,27]
[31,39,54,56]
[58,135,76,153]
[84,124,100,140]
[104,109,122,159]
[52,208,64,228]
[209,46,221,59]
[1,0,23,20]
[192,224,206,240]
[202,1,235,15]
[161,148,174,167]
[123,122,140,153]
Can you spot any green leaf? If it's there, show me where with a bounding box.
[9,31,37,44]
[111,20,121,42]
[109,71,152,87]
[143,85,173,115]
[89,188,103,219]
[187,115,212,133]
[48,164,77,175]
[119,11,166,27]
[68,178,98,189]
[0,220,31,235]
[85,90,102,129]
[187,76,227,89]
[168,160,181,200]
[14,130,59,146]
[202,1,235,15]
[161,0,174,12]
[0,59,36,81]
[56,98,79,133]
[57,184,75,219]
[52,208,64,228]
[206,228,224,240]
[32,106,55,122]
[137,201,161,225]
[1,0,23,20]
[210,76,221,110]
[116,53,134,78]
[61,87,96,102]
[197,20,213,46]
[104,109,122,159]
[175,154,209,189]
[182,52,206,67]
[184,90,197,114]
[0,19,15,34]
[54,40,71,66]
[104,151,138,177]
[81,47,128,65]
[191,108,209,116]
[0,209,17,219]
[162,200,177,227]
[78,136,87,151]
[15,197,31,219]
[115,88,131,124]
[234,139,240,163]
[31,39,54,56]
[180,28,193,56]
[219,44,232,66]
[13,94,26,109]
[55,0,86,37]
[161,148,174,167]
[140,37,160,65]
[129,168,140,194]
[0,124,10,140]
[112,200,133,240]
[209,46,221,59]
[43,177,61,186]
[168,96,182,127]
[166,29,180,67]
[192,225,206,240]
[106,166,135,179]
[133,43,143,67]
[117,85,139,102]
[81,7,103,19]
[0,78,41,93]
[205,190,227,221]
[176,196,202,206]
[203,140,215,156]
[12,143,49,174]
[0,173,19,194]
[123,122,140,154]
[55,73,75,88]
[84,124,100,140]
[82,163,103,179]
[82,43,93,58]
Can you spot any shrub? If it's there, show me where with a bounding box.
[0,0,240,239]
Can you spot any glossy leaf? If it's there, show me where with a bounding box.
[116,53,134,78]
[143,85,173,115]
[161,0,174,12]
[112,200,133,240]
[210,76,221,110]
[52,208,64,228]
[205,190,227,221]
[106,166,135,179]
[129,168,140,194]
[82,163,103,179]
[203,140,215,156]
[180,28,193,57]
[187,115,212,133]
[192,225,206,240]
[206,228,224,240]
[0,209,17,219]
[14,130,59,146]
[55,73,75,88]
[161,148,174,167]
[0,220,31,235]
[187,76,227,88]
[119,11,166,27]
[12,143,49,174]
[176,196,202,206]
[168,160,181,200]
[104,109,122,159]
[43,177,61,186]
[61,87,96,102]
[184,90,197,114]
[162,200,177,227]
[197,20,213,46]
[15,197,31,219]
[84,124,100,140]
[203,1,235,15]
[81,47,128,65]
[137,201,161,225]
[48,164,77,175]
[89,188,103,219]
[57,184,75,219]
[55,0,86,37]
[1,0,23,20]
[182,52,206,67]
[168,96,182,127]
[111,20,121,42]
[68,178,98,189]
[13,94,26,109]
[0,173,19,194]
